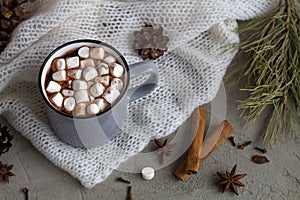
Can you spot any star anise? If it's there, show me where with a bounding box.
[0,123,13,156]
[215,164,246,195]
[154,138,176,165]
[0,161,15,183]
[133,24,169,60]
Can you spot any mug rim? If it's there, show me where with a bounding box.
[38,39,130,119]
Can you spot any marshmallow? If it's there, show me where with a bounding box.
[74,90,90,103]
[62,89,74,97]
[95,75,110,86]
[90,83,105,97]
[103,55,116,65]
[63,97,76,112]
[74,103,87,117]
[97,62,109,75]
[103,87,121,104]
[90,47,105,60]
[111,63,124,78]
[94,98,108,111]
[110,78,124,91]
[66,56,80,69]
[67,69,82,80]
[52,70,67,81]
[80,58,95,68]
[72,80,88,91]
[52,58,66,71]
[141,167,155,180]
[78,46,90,58]
[87,103,100,115]
[83,66,98,81]
[46,81,61,93]
[50,92,64,108]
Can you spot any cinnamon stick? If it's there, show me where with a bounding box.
[185,108,206,174]
[173,120,233,181]
[173,160,189,181]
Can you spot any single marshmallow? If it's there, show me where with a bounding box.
[66,56,80,69]
[46,81,61,93]
[50,92,64,108]
[97,62,109,75]
[78,46,90,58]
[52,70,67,81]
[62,89,74,97]
[110,78,124,91]
[63,97,76,112]
[80,58,95,68]
[74,103,87,117]
[94,98,108,111]
[111,63,124,78]
[67,69,82,80]
[90,83,105,97]
[103,87,121,104]
[103,55,116,65]
[87,103,100,115]
[83,66,98,81]
[95,75,110,86]
[74,90,90,103]
[52,58,66,71]
[141,167,155,180]
[72,80,88,91]
[90,47,105,60]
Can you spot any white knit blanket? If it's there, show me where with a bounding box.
[0,0,278,188]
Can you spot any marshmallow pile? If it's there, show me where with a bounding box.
[45,46,125,117]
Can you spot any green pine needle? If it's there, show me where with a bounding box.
[226,0,300,146]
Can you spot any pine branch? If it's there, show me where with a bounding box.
[226,0,300,146]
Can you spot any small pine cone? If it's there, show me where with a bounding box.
[0,124,13,156]
[133,24,169,60]
[0,0,35,53]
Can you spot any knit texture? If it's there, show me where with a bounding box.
[0,0,278,188]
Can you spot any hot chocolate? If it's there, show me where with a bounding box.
[44,46,126,117]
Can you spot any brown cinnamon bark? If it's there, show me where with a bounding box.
[185,108,206,174]
[173,120,233,181]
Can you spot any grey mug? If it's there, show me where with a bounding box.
[39,39,158,148]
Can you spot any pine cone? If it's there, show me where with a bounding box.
[133,24,169,60]
[0,124,13,156]
[0,161,15,183]
[0,0,34,53]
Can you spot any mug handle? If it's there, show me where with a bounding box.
[127,60,159,102]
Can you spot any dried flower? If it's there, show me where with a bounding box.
[238,141,252,150]
[22,187,29,200]
[252,155,270,164]
[215,164,247,195]
[0,0,35,52]
[228,136,236,146]
[0,124,13,156]
[154,138,176,165]
[127,186,133,200]
[0,161,15,183]
[115,177,131,184]
[133,24,169,60]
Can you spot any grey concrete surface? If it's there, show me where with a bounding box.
[0,75,299,200]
